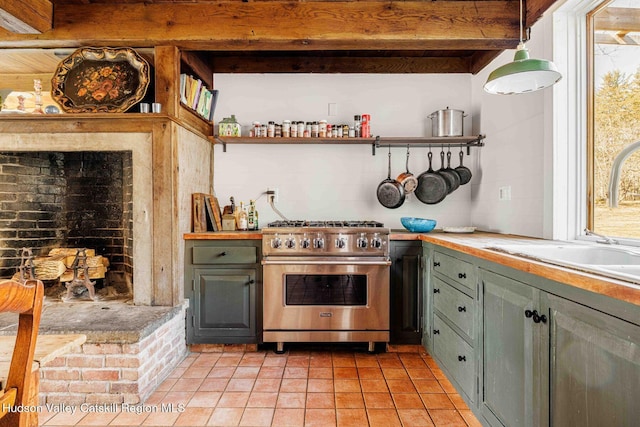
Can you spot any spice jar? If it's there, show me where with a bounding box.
[267,121,275,138]
[283,120,291,137]
[319,120,327,138]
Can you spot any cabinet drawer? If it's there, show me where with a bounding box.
[433,251,475,290]
[433,277,475,339]
[432,315,475,400]
[192,246,257,265]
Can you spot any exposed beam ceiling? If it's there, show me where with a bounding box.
[0,0,52,34]
[0,0,561,74]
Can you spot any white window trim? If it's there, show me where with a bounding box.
[552,0,640,247]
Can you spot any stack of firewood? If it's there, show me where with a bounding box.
[12,248,109,282]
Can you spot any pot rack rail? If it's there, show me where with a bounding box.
[212,135,485,154]
[372,135,485,155]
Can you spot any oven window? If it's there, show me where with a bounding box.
[285,274,367,305]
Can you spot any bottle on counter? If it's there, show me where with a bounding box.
[237,201,248,231]
[248,200,258,230]
[354,115,362,137]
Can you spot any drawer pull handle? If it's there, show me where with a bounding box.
[219,251,227,257]
[433,261,441,267]
[433,329,440,335]
[458,355,466,362]
[457,306,466,312]
[247,279,255,285]
[458,272,466,279]
[525,309,548,324]
[434,288,440,294]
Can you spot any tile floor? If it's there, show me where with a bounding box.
[39,345,482,426]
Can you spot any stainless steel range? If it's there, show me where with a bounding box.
[262,220,391,353]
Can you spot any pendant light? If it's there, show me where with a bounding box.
[484,0,562,95]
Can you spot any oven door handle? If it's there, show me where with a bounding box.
[262,259,391,266]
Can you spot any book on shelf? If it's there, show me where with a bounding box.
[180,73,215,122]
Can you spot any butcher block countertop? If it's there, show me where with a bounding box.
[184,230,640,307]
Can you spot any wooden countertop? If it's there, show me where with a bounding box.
[184,229,640,307]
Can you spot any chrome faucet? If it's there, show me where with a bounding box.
[584,228,619,245]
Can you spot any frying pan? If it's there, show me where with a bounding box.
[415,151,448,205]
[377,148,405,209]
[455,149,472,185]
[437,149,460,194]
[396,146,418,193]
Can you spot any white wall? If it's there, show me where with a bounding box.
[212,74,478,230]
[470,13,556,238]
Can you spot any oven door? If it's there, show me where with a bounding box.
[262,257,390,333]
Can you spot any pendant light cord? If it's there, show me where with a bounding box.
[519,0,524,45]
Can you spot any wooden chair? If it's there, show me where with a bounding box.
[0,279,44,427]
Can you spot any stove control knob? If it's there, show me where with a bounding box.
[371,236,382,249]
[285,237,296,249]
[313,237,325,249]
[336,236,347,249]
[271,237,282,249]
[357,234,368,249]
[300,237,311,249]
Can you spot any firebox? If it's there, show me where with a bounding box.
[0,151,133,300]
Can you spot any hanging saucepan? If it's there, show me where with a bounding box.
[415,150,448,205]
[396,146,418,194]
[437,148,460,194]
[455,149,472,185]
[377,148,405,209]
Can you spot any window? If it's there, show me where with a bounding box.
[588,0,640,239]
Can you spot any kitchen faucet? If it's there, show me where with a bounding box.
[584,228,619,245]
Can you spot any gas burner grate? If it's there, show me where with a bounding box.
[266,220,385,228]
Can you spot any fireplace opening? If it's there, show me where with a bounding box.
[0,151,133,301]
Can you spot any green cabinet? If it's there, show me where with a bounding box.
[185,239,262,344]
[389,241,424,344]
[423,243,640,427]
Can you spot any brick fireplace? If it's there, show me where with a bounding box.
[0,151,134,300]
[0,117,214,404]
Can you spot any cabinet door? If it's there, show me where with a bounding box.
[390,242,423,344]
[192,268,256,341]
[479,269,545,427]
[543,293,640,427]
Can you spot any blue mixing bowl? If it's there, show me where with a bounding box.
[401,217,437,233]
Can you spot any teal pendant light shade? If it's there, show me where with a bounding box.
[484,42,562,95]
[484,0,562,95]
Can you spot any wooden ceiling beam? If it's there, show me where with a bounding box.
[0,0,52,34]
[0,1,520,51]
[210,55,471,74]
[595,7,640,33]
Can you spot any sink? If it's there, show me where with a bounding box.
[486,242,640,284]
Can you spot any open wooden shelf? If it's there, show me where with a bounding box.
[212,135,485,155]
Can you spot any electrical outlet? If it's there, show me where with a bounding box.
[328,103,337,116]
[267,187,279,203]
[499,186,512,201]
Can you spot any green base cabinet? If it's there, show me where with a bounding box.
[390,241,424,344]
[423,243,640,427]
[185,240,262,344]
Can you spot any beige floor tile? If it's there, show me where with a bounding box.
[156,377,177,391]
[305,408,337,427]
[75,411,118,426]
[208,367,236,379]
[232,366,260,379]
[397,408,435,427]
[367,408,402,427]
[280,378,307,392]
[162,391,195,406]
[187,391,222,408]
[108,410,151,426]
[335,408,368,427]
[173,407,213,426]
[239,407,274,426]
[275,392,306,408]
[428,409,467,427]
[191,353,221,367]
[363,392,395,409]
[247,392,279,408]
[271,408,305,426]
[334,379,361,393]
[283,367,308,379]
[226,378,255,392]
[308,367,333,378]
[172,377,204,391]
[253,378,282,392]
[335,392,364,409]
[217,391,250,408]
[207,407,243,426]
[258,366,285,379]
[141,410,180,426]
[183,367,213,379]
[306,392,336,409]
[307,378,334,393]
[199,378,229,392]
